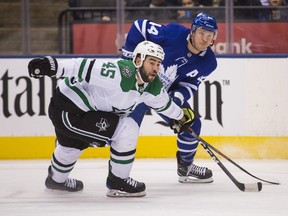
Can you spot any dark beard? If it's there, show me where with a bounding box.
[139,67,150,83]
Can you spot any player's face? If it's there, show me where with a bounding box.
[140,56,162,82]
[190,28,215,52]
[269,0,283,6]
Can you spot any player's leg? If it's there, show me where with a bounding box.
[159,101,213,183]
[176,115,213,183]
[46,98,119,192]
[106,117,146,197]
[45,143,84,192]
[45,98,84,191]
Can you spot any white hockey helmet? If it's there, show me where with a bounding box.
[132,41,165,68]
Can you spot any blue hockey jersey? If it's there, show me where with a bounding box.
[122,19,217,106]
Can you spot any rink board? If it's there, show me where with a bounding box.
[1,57,288,160]
[0,136,287,159]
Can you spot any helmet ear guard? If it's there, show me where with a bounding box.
[132,41,165,68]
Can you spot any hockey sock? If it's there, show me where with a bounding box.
[177,136,198,165]
[50,144,83,183]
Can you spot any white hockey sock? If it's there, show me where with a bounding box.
[110,160,133,179]
[50,144,83,183]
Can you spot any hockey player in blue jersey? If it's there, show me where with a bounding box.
[122,12,218,183]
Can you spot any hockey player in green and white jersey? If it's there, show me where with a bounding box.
[28,41,194,197]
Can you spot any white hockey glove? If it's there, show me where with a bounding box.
[28,56,58,78]
[170,108,195,134]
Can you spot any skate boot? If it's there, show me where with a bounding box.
[177,151,213,183]
[106,166,146,197]
[45,165,84,192]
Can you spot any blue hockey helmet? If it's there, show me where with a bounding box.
[191,12,218,38]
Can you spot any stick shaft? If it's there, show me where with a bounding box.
[187,128,262,192]
[188,128,279,185]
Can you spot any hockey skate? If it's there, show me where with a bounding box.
[45,165,84,192]
[106,163,146,197]
[177,151,213,183]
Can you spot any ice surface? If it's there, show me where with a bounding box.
[0,159,287,216]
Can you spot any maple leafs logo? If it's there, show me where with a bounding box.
[158,64,178,90]
[165,65,178,78]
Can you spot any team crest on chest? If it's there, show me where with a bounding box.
[159,64,178,90]
[121,65,133,78]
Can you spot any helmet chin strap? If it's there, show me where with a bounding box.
[189,34,202,54]
[136,68,147,84]
[134,58,147,84]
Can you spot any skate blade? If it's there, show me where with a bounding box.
[106,189,146,197]
[178,176,214,183]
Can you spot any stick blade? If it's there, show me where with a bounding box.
[244,182,262,192]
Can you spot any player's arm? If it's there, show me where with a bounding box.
[170,52,218,106]
[170,108,195,134]
[170,70,212,107]
[148,86,194,134]
[151,94,194,134]
[28,56,92,79]
[28,56,59,78]
[122,19,164,59]
[170,85,197,107]
[169,79,199,107]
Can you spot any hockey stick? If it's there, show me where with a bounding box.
[187,128,264,192]
[187,128,280,185]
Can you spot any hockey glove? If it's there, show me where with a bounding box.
[28,56,58,78]
[170,108,195,134]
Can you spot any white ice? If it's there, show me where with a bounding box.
[0,159,287,216]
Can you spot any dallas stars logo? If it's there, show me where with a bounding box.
[95,118,110,131]
[121,65,133,78]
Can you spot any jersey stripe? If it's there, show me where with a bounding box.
[61,111,109,142]
[85,59,95,83]
[141,20,148,39]
[52,153,77,168]
[178,81,197,97]
[110,147,136,156]
[78,58,87,81]
[155,97,172,112]
[64,77,96,111]
[110,157,135,164]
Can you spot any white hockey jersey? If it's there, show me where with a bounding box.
[55,58,183,120]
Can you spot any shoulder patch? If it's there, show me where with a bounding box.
[121,65,133,78]
[117,59,137,92]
